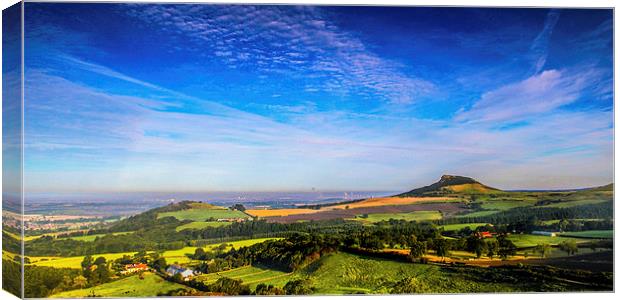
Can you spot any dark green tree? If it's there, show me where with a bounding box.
[284,279,313,295]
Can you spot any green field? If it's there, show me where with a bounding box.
[50,272,192,298]
[456,210,500,218]
[559,230,613,239]
[158,208,248,221]
[353,211,442,223]
[30,238,279,268]
[295,252,520,294]
[506,234,585,248]
[29,251,139,268]
[196,265,292,288]
[175,221,232,232]
[152,238,282,265]
[543,199,610,208]
[61,231,134,242]
[480,201,533,210]
[440,223,490,231]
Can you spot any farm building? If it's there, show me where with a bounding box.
[166,265,194,280]
[121,263,149,275]
[475,231,494,239]
[531,231,557,237]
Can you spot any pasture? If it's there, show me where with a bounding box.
[559,230,613,239]
[455,210,499,218]
[196,265,292,288]
[480,201,532,210]
[300,252,519,294]
[50,272,192,298]
[353,211,442,223]
[543,199,610,208]
[175,221,231,232]
[29,251,139,268]
[506,234,585,248]
[440,223,490,231]
[158,208,248,221]
[29,238,279,268]
[61,231,134,242]
[161,238,281,264]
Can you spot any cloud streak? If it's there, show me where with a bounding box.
[530,9,560,74]
[123,5,435,104]
[455,68,599,123]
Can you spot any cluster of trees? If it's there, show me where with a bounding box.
[229,204,246,211]
[18,262,81,298]
[536,219,613,232]
[254,283,285,295]
[80,256,112,286]
[2,259,21,297]
[219,234,339,272]
[442,201,613,226]
[343,219,439,250]
[25,267,82,298]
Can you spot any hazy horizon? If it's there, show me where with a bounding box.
[20,4,613,193]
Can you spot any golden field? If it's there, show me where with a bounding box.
[246,208,319,217]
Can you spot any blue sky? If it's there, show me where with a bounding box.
[21,4,613,192]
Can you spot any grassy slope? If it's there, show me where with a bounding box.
[30,251,138,268]
[61,231,134,242]
[506,234,587,248]
[295,252,519,294]
[544,199,609,208]
[158,208,248,221]
[440,223,490,231]
[456,210,500,218]
[30,238,279,268]
[50,272,192,298]
[559,230,613,239]
[175,221,231,232]
[196,265,292,288]
[352,211,442,223]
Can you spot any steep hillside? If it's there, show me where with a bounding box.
[397,175,500,197]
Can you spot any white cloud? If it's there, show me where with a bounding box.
[455,69,594,123]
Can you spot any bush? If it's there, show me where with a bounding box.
[284,279,314,295]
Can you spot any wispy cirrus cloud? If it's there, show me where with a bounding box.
[455,68,598,123]
[530,9,560,74]
[123,5,435,104]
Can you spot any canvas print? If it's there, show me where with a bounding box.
[1,2,614,298]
